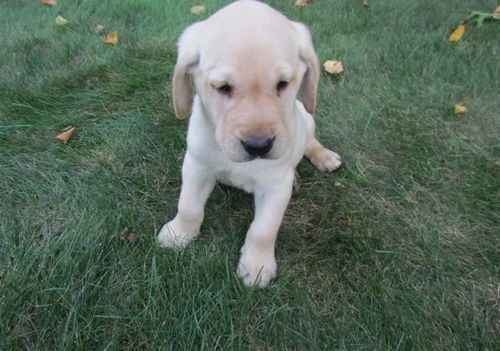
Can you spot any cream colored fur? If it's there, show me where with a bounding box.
[158,0,341,287]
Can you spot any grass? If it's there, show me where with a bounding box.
[1,0,499,349]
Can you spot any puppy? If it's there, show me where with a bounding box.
[158,0,342,287]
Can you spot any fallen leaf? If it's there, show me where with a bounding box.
[323,60,344,74]
[406,191,417,203]
[55,15,69,26]
[363,0,369,7]
[41,0,57,6]
[56,126,76,143]
[190,5,205,15]
[495,5,500,16]
[95,24,105,34]
[119,228,138,242]
[454,103,467,115]
[103,31,118,45]
[295,0,313,6]
[448,24,465,43]
[124,232,137,241]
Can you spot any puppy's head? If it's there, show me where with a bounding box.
[172,0,319,162]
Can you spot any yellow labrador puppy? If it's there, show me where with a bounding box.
[158,0,342,287]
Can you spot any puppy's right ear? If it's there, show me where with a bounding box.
[172,23,202,119]
[292,22,320,116]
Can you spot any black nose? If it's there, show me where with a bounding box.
[240,136,275,157]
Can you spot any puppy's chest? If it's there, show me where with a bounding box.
[216,169,256,193]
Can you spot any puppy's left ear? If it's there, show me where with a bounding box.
[293,22,320,115]
[172,22,203,119]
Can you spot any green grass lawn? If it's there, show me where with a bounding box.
[1,0,499,349]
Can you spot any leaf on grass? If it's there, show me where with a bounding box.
[295,0,313,7]
[95,24,105,34]
[448,24,465,42]
[56,126,76,143]
[123,232,137,242]
[103,31,118,45]
[41,0,57,6]
[190,5,205,15]
[495,5,500,16]
[55,15,69,26]
[120,228,138,242]
[323,60,344,74]
[126,232,137,241]
[454,103,467,115]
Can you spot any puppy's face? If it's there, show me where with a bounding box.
[172,2,319,162]
[193,45,305,162]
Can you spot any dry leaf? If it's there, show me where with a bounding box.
[406,191,417,203]
[56,126,76,143]
[454,103,467,115]
[363,0,369,7]
[119,228,138,242]
[55,15,69,26]
[448,24,465,43]
[126,232,137,241]
[95,24,105,34]
[122,232,137,241]
[41,0,57,6]
[495,5,500,16]
[323,60,344,74]
[103,31,118,45]
[190,5,205,15]
[295,0,313,7]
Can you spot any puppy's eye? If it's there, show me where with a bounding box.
[216,84,233,96]
[276,80,288,94]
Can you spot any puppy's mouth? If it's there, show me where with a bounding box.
[232,148,282,163]
[242,154,275,162]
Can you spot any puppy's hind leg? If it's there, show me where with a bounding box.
[304,112,342,172]
[158,153,215,249]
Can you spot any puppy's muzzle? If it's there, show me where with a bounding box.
[240,135,275,158]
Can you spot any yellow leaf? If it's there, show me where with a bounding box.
[55,15,69,26]
[190,5,205,15]
[448,24,465,43]
[41,0,57,6]
[495,5,500,16]
[295,0,313,6]
[454,103,467,115]
[103,31,118,46]
[56,126,76,144]
[323,60,344,74]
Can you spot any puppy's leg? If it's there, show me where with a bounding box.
[304,112,342,172]
[237,173,294,287]
[158,153,215,249]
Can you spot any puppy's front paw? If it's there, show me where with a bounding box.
[157,220,197,249]
[237,246,277,288]
[310,148,342,172]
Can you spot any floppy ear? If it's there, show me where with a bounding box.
[293,22,320,115]
[172,23,202,119]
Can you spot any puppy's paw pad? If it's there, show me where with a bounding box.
[311,149,342,172]
[157,221,195,249]
[237,251,277,288]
